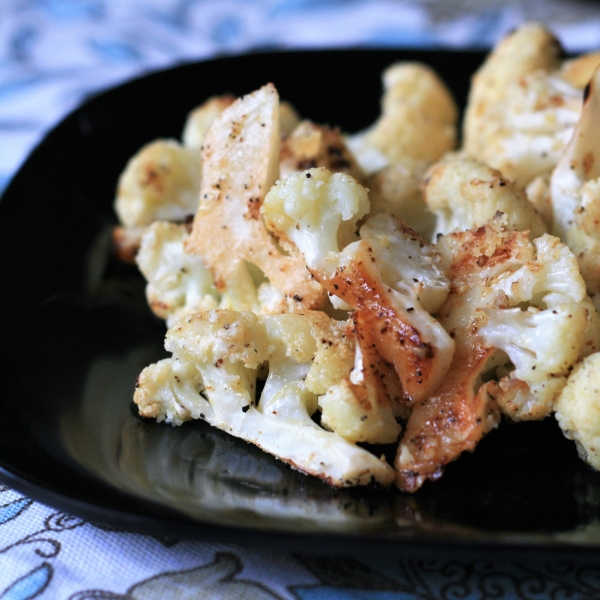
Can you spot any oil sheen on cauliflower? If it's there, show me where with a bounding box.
[134,309,395,487]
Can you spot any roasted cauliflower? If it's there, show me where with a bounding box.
[423,154,547,239]
[263,168,454,404]
[135,309,395,487]
[555,351,600,471]
[347,62,458,173]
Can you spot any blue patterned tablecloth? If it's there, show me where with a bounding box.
[3,1,600,598]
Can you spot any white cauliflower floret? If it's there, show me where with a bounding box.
[347,62,457,169]
[480,304,588,384]
[423,155,546,239]
[262,167,370,267]
[555,351,600,471]
[489,233,586,308]
[264,170,454,403]
[135,221,220,326]
[364,157,435,239]
[319,312,404,445]
[135,357,210,426]
[475,232,594,420]
[115,139,201,229]
[134,310,395,487]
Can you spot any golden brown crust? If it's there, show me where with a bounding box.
[318,238,444,403]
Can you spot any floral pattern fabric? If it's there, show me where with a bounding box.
[3,1,600,598]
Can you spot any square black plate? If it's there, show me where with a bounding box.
[2,48,599,559]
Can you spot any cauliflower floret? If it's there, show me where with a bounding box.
[364,157,435,238]
[481,304,587,383]
[476,232,594,421]
[264,170,454,403]
[550,67,600,295]
[488,233,586,307]
[134,310,395,487]
[182,95,236,149]
[396,221,527,491]
[423,155,546,239]
[463,23,574,187]
[396,220,596,488]
[185,84,327,313]
[262,166,370,267]
[347,62,457,171]
[135,357,209,426]
[555,351,600,471]
[135,221,220,326]
[279,121,364,182]
[115,139,201,229]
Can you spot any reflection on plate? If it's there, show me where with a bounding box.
[1,49,600,557]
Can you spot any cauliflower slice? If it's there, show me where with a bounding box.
[396,222,530,491]
[423,155,546,239]
[263,170,454,403]
[550,67,600,295]
[134,310,395,487]
[347,62,457,170]
[185,84,326,312]
[319,311,403,444]
[115,140,201,229]
[135,221,220,326]
[555,351,600,471]
[476,231,593,421]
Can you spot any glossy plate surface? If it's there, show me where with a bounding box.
[1,49,600,558]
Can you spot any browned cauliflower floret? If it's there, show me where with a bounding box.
[423,155,547,239]
[134,309,395,487]
[263,168,454,405]
[115,139,201,230]
[279,120,363,182]
[396,217,597,491]
[463,23,591,189]
[550,67,600,297]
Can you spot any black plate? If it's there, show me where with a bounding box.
[2,49,600,559]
